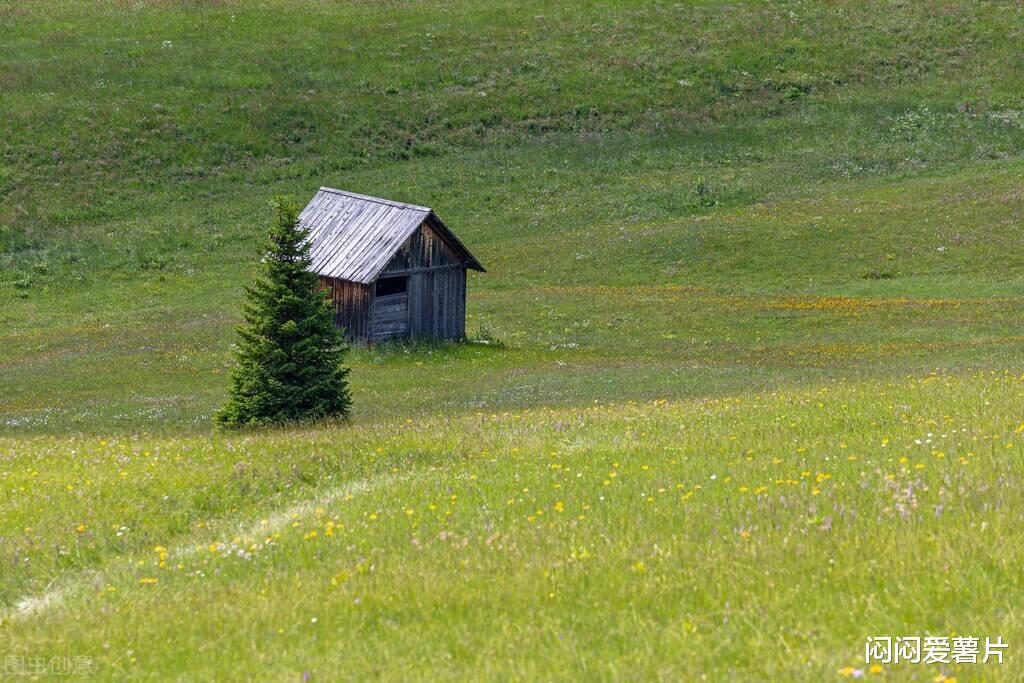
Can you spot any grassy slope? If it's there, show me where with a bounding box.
[2,1,1024,680]
[3,374,1024,680]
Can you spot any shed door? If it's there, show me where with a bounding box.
[372,276,409,341]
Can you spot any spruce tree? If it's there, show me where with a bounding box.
[216,197,351,426]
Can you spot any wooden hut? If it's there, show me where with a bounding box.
[299,187,485,343]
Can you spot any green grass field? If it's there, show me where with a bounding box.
[2,1,1024,680]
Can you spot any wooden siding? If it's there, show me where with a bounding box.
[406,267,466,339]
[371,292,409,341]
[318,276,371,342]
[375,220,468,341]
[380,220,463,274]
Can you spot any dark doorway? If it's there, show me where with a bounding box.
[375,276,408,297]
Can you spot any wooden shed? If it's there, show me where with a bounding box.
[299,187,485,343]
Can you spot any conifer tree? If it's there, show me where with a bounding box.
[216,197,351,426]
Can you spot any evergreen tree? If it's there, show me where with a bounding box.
[216,197,351,426]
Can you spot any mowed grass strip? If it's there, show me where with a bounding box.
[2,370,1023,680]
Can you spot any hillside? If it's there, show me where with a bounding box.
[2,1,1024,680]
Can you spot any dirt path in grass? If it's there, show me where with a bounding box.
[4,471,407,622]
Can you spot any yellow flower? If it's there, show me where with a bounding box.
[869,664,883,674]
[75,524,86,533]
[138,577,158,585]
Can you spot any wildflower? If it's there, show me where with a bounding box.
[139,577,158,585]
[76,524,87,533]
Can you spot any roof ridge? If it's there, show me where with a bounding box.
[318,186,431,212]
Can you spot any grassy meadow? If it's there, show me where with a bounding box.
[2,1,1024,680]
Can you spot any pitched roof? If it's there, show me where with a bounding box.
[299,187,484,284]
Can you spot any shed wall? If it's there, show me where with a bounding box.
[319,276,371,341]
[379,220,467,340]
[406,267,466,339]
